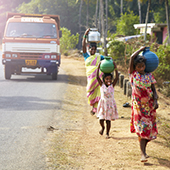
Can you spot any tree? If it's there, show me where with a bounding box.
[78,0,83,49]
[121,0,123,15]
[164,0,170,44]
[138,0,142,23]
[95,0,99,28]
[116,11,139,36]
[60,27,79,54]
[100,0,107,54]
[105,0,108,55]
[144,0,151,41]
[86,0,89,27]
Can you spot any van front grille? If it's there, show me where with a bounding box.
[20,53,43,59]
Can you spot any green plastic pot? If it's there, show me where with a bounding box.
[100,57,114,73]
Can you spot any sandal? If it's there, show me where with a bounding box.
[123,102,131,107]
[141,155,148,162]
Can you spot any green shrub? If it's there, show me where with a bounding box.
[60,27,79,55]
[153,45,170,86]
[116,11,139,36]
[108,40,125,65]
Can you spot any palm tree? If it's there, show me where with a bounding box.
[78,0,83,49]
[121,0,123,15]
[86,0,89,28]
[105,0,108,56]
[100,0,104,48]
[95,0,99,28]
[164,0,170,44]
[144,0,151,41]
[138,0,142,23]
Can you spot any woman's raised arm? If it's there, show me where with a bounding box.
[129,46,146,74]
[82,28,90,53]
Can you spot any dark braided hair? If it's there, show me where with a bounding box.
[133,55,146,69]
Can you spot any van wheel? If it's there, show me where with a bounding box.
[52,72,58,80]
[4,65,11,80]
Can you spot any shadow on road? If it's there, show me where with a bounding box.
[0,95,80,111]
[5,74,68,83]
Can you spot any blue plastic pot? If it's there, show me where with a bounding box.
[142,47,159,73]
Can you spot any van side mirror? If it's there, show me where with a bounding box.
[59,30,62,38]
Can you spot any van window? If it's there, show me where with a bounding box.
[5,22,57,38]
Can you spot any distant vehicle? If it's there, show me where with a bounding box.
[2,13,61,80]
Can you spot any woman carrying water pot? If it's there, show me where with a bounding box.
[82,28,104,115]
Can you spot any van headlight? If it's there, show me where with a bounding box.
[6,54,11,58]
[12,54,17,58]
[45,55,50,59]
[51,55,56,59]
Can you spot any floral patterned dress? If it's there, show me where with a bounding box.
[97,84,118,120]
[130,70,158,140]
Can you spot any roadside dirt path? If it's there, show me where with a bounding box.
[46,55,170,170]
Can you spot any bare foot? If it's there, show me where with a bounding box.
[99,129,104,135]
[106,135,110,139]
[145,154,149,158]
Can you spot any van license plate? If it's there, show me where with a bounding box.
[25,60,37,66]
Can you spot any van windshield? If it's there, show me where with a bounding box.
[5,22,57,38]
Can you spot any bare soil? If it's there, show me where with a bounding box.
[45,55,170,170]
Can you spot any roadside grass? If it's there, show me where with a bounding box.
[157,118,170,147]
[46,54,170,170]
[46,59,88,169]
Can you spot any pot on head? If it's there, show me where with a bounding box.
[100,57,114,73]
[87,28,101,43]
[142,47,159,73]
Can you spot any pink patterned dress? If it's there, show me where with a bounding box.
[97,84,118,120]
[130,70,158,140]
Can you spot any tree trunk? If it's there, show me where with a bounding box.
[78,0,83,49]
[165,0,170,44]
[138,0,142,23]
[86,0,89,28]
[98,0,101,33]
[100,0,104,50]
[95,0,99,28]
[144,0,151,41]
[121,0,123,15]
[104,0,108,56]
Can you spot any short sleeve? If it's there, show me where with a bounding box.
[100,55,105,60]
[83,52,90,61]
[150,73,156,84]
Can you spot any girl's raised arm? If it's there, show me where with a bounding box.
[112,61,118,87]
[129,46,146,74]
[96,62,103,86]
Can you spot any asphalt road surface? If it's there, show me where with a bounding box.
[0,51,68,170]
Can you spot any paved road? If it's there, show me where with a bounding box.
[0,51,68,170]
